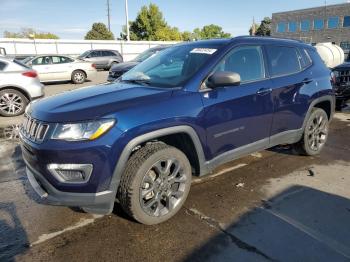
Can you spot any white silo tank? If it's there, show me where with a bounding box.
[315,42,345,68]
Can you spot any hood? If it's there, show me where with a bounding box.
[333,62,350,70]
[29,82,173,122]
[110,61,139,72]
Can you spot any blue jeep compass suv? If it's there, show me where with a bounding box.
[20,37,334,225]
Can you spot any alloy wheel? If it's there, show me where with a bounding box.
[140,158,188,217]
[307,112,328,152]
[73,72,85,83]
[0,92,24,115]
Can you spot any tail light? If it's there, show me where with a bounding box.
[91,63,96,69]
[22,71,38,78]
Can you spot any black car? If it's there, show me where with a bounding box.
[332,62,350,109]
[107,45,169,81]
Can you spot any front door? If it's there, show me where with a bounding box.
[200,45,274,161]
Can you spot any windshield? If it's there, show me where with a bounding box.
[133,48,160,62]
[121,42,223,88]
[78,51,90,58]
[21,57,33,64]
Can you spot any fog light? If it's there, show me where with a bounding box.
[47,164,93,184]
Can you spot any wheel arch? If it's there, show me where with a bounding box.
[109,126,207,195]
[0,85,31,101]
[302,95,335,131]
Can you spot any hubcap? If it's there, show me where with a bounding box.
[0,93,23,115]
[74,72,84,82]
[2,124,20,140]
[307,113,328,151]
[140,158,188,217]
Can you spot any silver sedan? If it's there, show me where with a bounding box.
[0,57,44,117]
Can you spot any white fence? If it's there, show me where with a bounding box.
[0,38,178,61]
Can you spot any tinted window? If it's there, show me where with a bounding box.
[344,16,350,27]
[277,22,287,33]
[298,49,312,69]
[314,19,324,30]
[90,51,101,57]
[0,61,7,71]
[32,56,52,65]
[214,46,265,82]
[103,51,116,56]
[328,17,339,29]
[289,22,298,32]
[266,46,301,77]
[301,20,310,32]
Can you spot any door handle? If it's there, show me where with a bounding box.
[256,88,272,95]
[302,78,313,84]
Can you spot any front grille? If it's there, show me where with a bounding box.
[336,69,350,84]
[21,114,49,142]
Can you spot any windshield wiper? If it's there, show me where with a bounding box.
[121,79,151,86]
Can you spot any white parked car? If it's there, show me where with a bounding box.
[0,57,44,116]
[23,55,97,84]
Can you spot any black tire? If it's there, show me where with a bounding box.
[293,108,329,156]
[71,70,86,84]
[0,89,28,117]
[118,142,192,225]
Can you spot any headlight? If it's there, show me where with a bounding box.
[51,119,115,141]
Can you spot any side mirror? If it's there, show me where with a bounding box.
[207,71,241,88]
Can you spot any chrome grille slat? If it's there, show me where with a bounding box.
[21,114,49,143]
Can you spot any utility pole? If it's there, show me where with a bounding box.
[107,0,111,32]
[125,0,130,41]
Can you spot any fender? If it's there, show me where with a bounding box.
[301,95,335,131]
[108,125,208,197]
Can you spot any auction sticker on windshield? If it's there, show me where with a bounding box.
[190,48,217,55]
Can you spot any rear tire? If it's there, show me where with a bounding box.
[118,143,192,225]
[293,108,329,156]
[71,70,86,84]
[0,89,28,117]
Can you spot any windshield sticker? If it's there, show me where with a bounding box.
[190,48,217,55]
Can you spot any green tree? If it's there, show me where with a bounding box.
[4,28,59,39]
[193,24,231,40]
[182,31,194,41]
[249,23,260,36]
[128,4,167,40]
[256,17,271,36]
[85,22,114,40]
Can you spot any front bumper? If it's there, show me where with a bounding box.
[26,165,115,214]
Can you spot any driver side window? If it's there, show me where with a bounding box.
[215,46,265,83]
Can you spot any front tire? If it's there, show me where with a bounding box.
[293,108,329,156]
[0,89,28,117]
[118,143,192,225]
[71,70,86,84]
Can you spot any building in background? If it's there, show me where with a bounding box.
[271,3,350,59]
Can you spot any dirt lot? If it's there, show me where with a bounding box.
[0,72,349,261]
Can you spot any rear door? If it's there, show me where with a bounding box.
[31,56,55,81]
[200,45,274,160]
[265,45,312,137]
[51,56,74,80]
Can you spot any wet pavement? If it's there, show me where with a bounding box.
[0,79,349,261]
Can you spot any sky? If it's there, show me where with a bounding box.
[0,0,347,39]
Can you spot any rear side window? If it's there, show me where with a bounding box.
[103,51,116,56]
[298,48,312,69]
[0,61,7,71]
[214,45,265,82]
[266,46,301,77]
